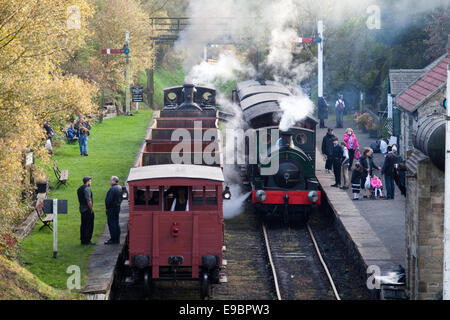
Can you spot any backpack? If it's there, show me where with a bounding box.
[337,100,345,111]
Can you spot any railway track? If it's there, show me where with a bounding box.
[112,200,371,300]
[262,221,341,300]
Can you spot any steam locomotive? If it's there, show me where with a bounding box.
[233,80,321,223]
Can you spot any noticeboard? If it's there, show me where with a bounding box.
[26,152,34,166]
[132,86,144,102]
[43,200,68,214]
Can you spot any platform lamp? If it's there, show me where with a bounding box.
[122,185,129,200]
[222,186,231,200]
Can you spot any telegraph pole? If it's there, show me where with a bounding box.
[443,64,450,300]
[125,30,131,115]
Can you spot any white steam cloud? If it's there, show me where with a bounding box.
[186,51,255,86]
[278,94,315,132]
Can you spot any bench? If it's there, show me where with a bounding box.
[53,160,69,188]
[35,201,53,231]
[63,128,78,143]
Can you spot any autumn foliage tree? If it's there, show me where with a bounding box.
[65,0,163,106]
[0,0,98,251]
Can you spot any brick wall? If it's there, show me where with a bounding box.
[405,150,445,299]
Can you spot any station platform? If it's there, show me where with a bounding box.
[315,119,406,280]
[82,200,129,300]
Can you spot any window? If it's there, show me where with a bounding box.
[133,187,160,208]
[134,187,147,206]
[192,185,217,208]
[148,188,160,206]
[165,186,189,212]
[295,132,308,145]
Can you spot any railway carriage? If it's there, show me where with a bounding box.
[125,83,226,298]
[234,80,321,223]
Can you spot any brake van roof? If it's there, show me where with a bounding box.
[128,164,224,183]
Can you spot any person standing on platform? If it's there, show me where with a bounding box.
[331,137,343,188]
[382,146,398,200]
[335,94,346,128]
[360,148,380,199]
[343,128,359,169]
[340,142,350,190]
[321,128,336,173]
[105,176,123,245]
[77,177,95,246]
[318,94,329,129]
[351,162,363,200]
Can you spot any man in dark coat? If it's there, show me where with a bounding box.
[105,176,123,245]
[318,94,329,128]
[331,137,343,187]
[321,128,336,173]
[77,177,95,245]
[382,146,398,200]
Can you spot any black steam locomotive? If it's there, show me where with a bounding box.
[233,80,321,223]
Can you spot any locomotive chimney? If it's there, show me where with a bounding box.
[179,83,201,111]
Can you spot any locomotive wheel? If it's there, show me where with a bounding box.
[200,272,210,299]
[143,271,152,299]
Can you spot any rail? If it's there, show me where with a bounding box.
[262,223,341,300]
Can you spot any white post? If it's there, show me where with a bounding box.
[317,20,324,98]
[53,199,58,259]
[388,94,393,119]
[444,65,450,300]
[136,102,139,112]
[125,30,131,115]
[203,45,208,62]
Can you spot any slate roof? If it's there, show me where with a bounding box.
[389,69,425,96]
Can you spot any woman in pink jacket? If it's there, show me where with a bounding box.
[344,128,359,169]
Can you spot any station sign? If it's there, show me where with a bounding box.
[132,86,144,102]
[43,199,68,214]
[26,152,33,166]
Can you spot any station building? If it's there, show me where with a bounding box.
[394,36,449,299]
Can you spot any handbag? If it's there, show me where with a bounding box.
[355,150,361,160]
[364,175,371,190]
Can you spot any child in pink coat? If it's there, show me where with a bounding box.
[371,174,383,199]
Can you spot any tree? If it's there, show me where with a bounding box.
[424,5,450,61]
[85,0,159,104]
[0,0,98,249]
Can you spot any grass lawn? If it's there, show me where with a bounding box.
[19,109,152,290]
